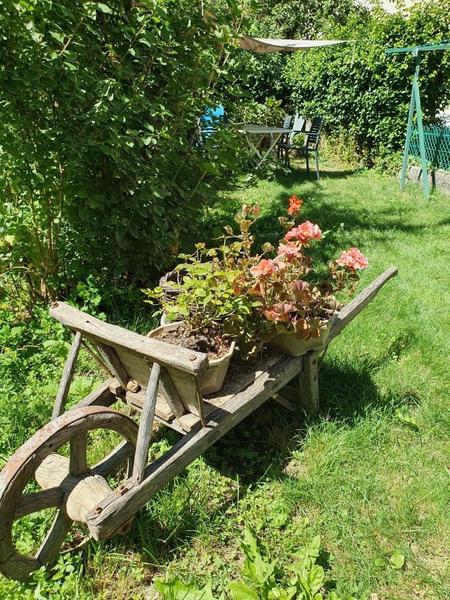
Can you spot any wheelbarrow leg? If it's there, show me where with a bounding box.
[132,362,161,483]
[298,351,320,413]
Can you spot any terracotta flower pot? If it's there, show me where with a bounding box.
[266,318,333,357]
[148,322,235,395]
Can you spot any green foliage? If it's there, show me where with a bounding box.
[233,96,285,127]
[284,0,450,165]
[0,0,247,302]
[1,168,449,598]
[234,0,361,103]
[144,209,269,352]
[157,528,357,600]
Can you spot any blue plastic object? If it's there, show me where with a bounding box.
[200,104,225,137]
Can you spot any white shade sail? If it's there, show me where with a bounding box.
[239,36,347,53]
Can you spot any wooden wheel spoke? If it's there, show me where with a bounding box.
[0,405,139,581]
[36,511,73,567]
[69,432,88,476]
[92,441,135,479]
[15,487,64,520]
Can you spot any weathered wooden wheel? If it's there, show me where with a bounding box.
[0,405,138,582]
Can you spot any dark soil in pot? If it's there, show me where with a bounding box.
[151,322,232,359]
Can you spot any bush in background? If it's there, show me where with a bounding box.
[283,0,450,166]
[0,0,247,305]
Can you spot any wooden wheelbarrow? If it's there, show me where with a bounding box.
[0,267,397,581]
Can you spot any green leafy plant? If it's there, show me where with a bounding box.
[0,0,250,305]
[156,528,359,600]
[144,206,269,354]
[283,0,450,166]
[146,196,367,356]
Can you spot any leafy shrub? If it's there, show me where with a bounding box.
[0,0,246,302]
[233,96,285,126]
[283,0,450,166]
[236,0,362,104]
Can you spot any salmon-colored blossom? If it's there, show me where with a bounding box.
[284,221,322,244]
[273,256,288,270]
[288,194,303,215]
[250,258,278,277]
[262,303,295,322]
[277,242,302,261]
[336,247,368,270]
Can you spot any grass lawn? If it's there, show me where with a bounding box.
[0,164,449,599]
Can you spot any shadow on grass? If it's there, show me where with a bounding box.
[101,329,419,569]
[202,167,440,257]
[94,169,428,569]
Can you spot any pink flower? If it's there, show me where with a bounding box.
[284,221,322,245]
[277,242,302,261]
[287,195,303,216]
[262,302,295,322]
[273,256,288,270]
[250,258,278,278]
[336,247,368,270]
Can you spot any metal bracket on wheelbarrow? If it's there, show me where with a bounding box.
[0,267,398,581]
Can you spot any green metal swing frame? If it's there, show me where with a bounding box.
[386,41,450,199]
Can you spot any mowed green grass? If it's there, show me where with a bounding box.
[1,165,449,599]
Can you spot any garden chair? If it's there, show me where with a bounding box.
[276,115,293,159]
[199,104,225,141]
[280,117,324,180]
[277,113,305,161]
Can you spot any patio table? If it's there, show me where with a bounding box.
[236,124,291,168]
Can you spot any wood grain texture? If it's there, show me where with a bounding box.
[36,511,73,568]
[132,363,161,483]
[52,331,82,419]
[35,454,113,523]
[86,354,303,540]
[298,351,319,413]
[125,390,174,421]
[96,343,130,388]
[0,406,138,581]
[15,488,63,519]
[159,368,185,418]
[165,366,205,420]
[50,302,208,375]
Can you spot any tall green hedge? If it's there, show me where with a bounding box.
[283,0,450,165]
[0,0,243,301]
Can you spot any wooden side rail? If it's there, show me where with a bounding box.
[328,266,398,343]
[50,302,208,375]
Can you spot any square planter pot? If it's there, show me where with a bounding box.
[266,318,333,357]
[148,322,235,395]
